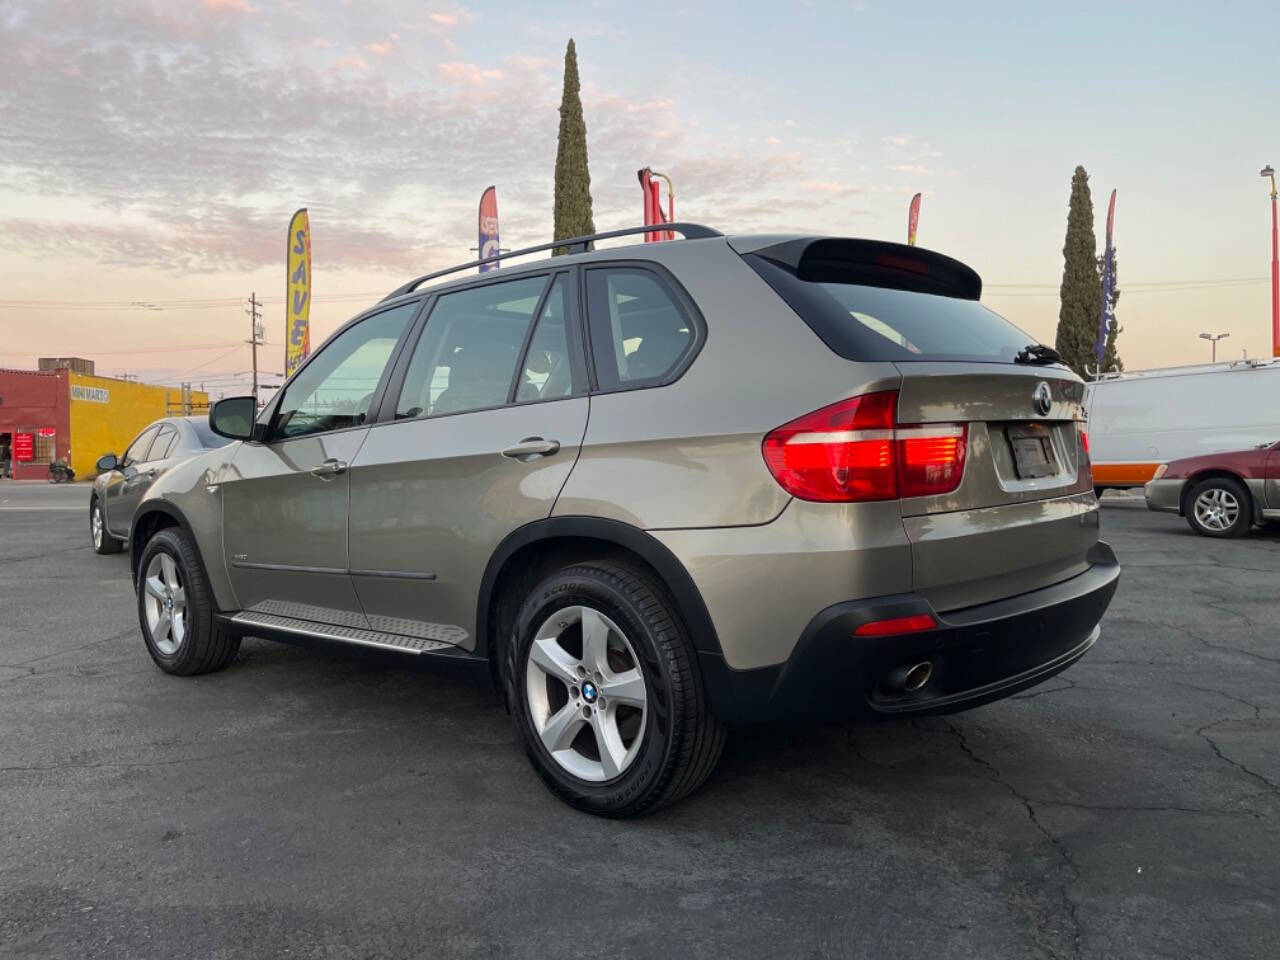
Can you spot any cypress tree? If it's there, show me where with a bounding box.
[553,38,595,255]
[1055,166,1103,378]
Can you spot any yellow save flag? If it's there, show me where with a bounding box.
[285,208,311,376]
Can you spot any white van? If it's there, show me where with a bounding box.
[1084,359,1280,488]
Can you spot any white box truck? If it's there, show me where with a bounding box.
[1084,359,1280,489]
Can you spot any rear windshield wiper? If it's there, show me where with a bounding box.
[1014,343,1064,366]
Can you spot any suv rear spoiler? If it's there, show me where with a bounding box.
[731,237,982,301]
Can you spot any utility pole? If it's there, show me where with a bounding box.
[246,292,265,407]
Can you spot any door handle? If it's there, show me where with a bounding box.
[501,437,561,462]
[311,458,349,478]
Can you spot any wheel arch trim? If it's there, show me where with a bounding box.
[129,501,220,604]
[1181,469,1259,520]
[474,516,724,663]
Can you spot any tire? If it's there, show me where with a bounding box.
[90,498,124,555]
[505,560,726,817]
[135,527,240,675]
[1185,476,1251,538]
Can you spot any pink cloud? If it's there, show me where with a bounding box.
[329,54,369,73]
[368,39,394,56]
[765,135,782,146]
[202,0,254,12]
[428,12,458,26]
[436,62,504,85]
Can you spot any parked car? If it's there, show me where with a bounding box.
[1144,442,1280,537]
[90,416,231,555]
[1085,358,1280,491]
[125,225,1119,816]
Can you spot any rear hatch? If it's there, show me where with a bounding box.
[893,363,1093,610]
[741,237,1096,612]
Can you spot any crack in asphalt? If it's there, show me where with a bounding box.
[1010,678,1078,701]
[0,748,255,775]
[0,627,136,672]
[0,543,91,566]
[1196,719,1280,797]
[1107,616,1280,666]
[940,719,1083,960]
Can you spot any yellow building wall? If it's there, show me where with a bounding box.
[67,373,209,479]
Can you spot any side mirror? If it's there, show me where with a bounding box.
[209,396,258,441]
[96,453,118,473]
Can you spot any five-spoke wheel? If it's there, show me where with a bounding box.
[525,605,648,782]
[509,561,726,817]
[141,552,188,655]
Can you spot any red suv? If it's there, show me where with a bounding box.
[1144,442,1280,537]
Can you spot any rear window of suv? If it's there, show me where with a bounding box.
[747,253,1034,364]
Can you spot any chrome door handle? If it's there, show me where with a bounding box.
[501,437,561,462]
[311,458,349,478]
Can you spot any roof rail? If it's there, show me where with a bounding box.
[383,222,723,301]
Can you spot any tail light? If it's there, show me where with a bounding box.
[762,390,967,502]
[1078,423,1093,484]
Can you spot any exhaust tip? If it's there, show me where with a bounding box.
[886,661,933,693]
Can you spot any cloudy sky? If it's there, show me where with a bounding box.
[1,0,1276,393]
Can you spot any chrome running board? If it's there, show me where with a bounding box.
[230,610,461,656]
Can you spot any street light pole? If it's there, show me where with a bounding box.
[1199,331,1230,363]
[1264,166,1279,357]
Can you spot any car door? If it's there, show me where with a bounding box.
[1265,442,1280,507]
[347,271,590,649]
[103,424,161,534]
[221,300,421,628]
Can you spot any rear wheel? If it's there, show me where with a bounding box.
[1185,477,1251,538]
[136,527,240,675]
[506,561,725,817]
[90,498,123,555]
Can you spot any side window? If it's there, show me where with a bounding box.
[123,426,160,467]
[149,425,178,460]
[274,302,417,440]
[396,276,547,419]
[585,267,697,390]
[516,275,575,403]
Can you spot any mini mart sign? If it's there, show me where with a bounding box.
[71,385,110,403]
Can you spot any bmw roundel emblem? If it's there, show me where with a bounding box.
[582,681,598,703]
[1033,382,1053,417]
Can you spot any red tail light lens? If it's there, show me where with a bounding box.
[762,391,898,502]
[897,425,967,498]
[763,391,968,502]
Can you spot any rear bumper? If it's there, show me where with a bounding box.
[1144,478,1184,514]
[699,541,1119,725]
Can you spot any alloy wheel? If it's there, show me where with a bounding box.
[524,605,648,782]
[91,505,103,550]
[1194,487,1239,532]
[142,553,188,655]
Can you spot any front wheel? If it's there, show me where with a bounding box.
[1185,476,1251,538]
[136,527,240,675]
[90,498,123,555]
[507,561,726,817]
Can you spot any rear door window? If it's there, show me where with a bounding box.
[148,425,178,460]
[585,267,698,390]
[395,275,548,419]
[123,426,160,467]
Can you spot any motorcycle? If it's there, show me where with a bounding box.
[47,459,76,484]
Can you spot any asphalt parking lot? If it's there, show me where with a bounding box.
[1,482,1276,959]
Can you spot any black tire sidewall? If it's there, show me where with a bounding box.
[136,528,210,672]
[1186,477,1251,538]
[89,498,119,554]
[508,567,680,815]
